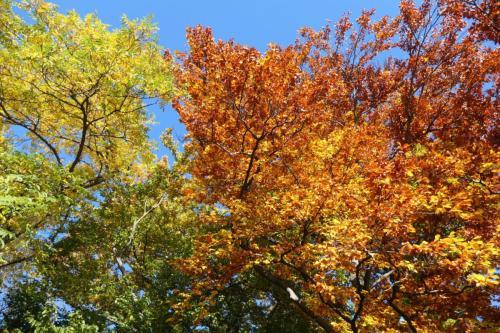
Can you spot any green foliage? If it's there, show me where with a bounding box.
[198,272,321,333]
[35,159,200,332]
[0,147,84,266]
[0,279,99,332]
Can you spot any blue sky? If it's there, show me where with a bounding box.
[50,0,401,156]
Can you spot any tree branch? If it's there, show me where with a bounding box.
[254,265,337,333]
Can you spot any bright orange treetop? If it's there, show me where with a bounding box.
[172,0,499,331]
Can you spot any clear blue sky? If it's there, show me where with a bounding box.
[50,0,401,156]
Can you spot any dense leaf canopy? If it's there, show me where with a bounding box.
[0,0,498,332]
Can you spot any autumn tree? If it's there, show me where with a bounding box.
[0,0,181,330]
[172,0,499,331]
[0,0,173,273]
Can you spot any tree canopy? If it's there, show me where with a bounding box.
[173,0,499,331]
[0,0,498,332]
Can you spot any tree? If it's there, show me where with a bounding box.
[0,0,173,177]
[0,0,173,274]
[0,1,181,330]
[172,0,499,331]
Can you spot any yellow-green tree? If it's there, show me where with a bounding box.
[0,0,174,278]
[0,0,173,179]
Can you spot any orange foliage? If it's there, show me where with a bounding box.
[172,1,499,331]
